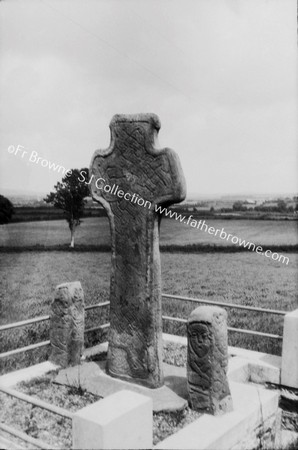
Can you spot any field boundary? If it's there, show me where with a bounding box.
[0,244,297,253]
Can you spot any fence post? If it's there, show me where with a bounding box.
[281,309,298,388]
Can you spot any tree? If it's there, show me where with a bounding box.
[233,201,245,211]
[0,195,14,224]
[277,200,287,213]
[44,168,89,247]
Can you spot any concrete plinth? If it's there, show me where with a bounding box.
[281,309,298,389]
[72,390,152,449]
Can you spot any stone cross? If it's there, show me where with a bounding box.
[90,114,186,388]
[187,306,233,415]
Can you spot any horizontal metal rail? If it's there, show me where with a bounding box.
[0,386,74,420]
[162,315,283,340]
[85,301,110,311]
[0,422,55,450]
[162,315,186,324]
[87,297,288,316]
[0,324,110,359]
[0,340,50,359]
[85,323,110,333]
[162,293,287,316]
[0,312,282,359]
[0,295,286,359]
[0,315,50,332]
[228,326,282,340]
[0,296,287,334]
[0,325,110,359]
[0,302,110,332]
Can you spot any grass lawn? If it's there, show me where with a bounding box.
[0,217,297,247]
[0,250,297,374]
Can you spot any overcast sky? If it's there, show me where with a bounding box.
[0,0,297,197]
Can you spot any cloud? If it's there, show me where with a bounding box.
[0,0,296,196]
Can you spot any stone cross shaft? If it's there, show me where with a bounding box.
[90,114,186,388]
[50,281,85,368]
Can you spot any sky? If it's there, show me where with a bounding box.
[0,0,297,198]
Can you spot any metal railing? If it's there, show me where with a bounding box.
[0,307,109,448]
[0,386,72,449]
[0,340,51,359]
[162,316,282,339]
[0,295,287,360]
[162,293,287,316]
[0,301,111,333]
[0,301,110,359]
[0,324,110,360]
[0,422,56,449]
[162,293,285,340]
[0,386,73,419]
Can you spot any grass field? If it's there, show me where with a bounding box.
[10,206,106,223]
[0,216,297,248]
[1,249,297,374]
[0,216,297,373]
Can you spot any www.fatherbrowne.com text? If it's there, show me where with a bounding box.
[79,170,290,266]
[155,205,289,265]
[6,150,290,266]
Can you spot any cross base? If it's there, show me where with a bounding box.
[54,360,188,413]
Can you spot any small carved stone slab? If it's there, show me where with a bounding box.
[90,114,186,388]
[50,281,85,368]
[187,306,233,415]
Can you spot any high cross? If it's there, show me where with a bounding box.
[90,113,186,388]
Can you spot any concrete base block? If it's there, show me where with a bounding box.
[249,360,280,385]
[228,358,249,383]
[228,354,280,385]
[281,430,298,449]
[281,309,298,388]
[72,390,152,450]
[229,346,281,384]
[0,361,59,388]
[155,381,279,450]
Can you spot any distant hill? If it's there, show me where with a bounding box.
[2,194,47,207]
